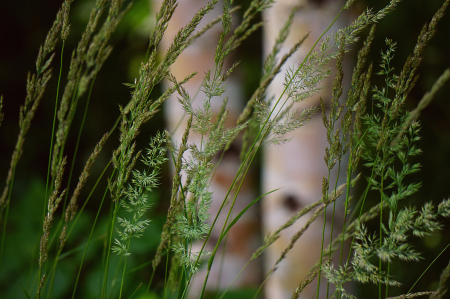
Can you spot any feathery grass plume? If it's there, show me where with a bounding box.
[358,47,425,287]
[430,258,450,299]
[323,263,356,299]
[317,33,348,299]
[145,0,177,61]
[111,132,169,298]
[165,0,271,278]
[349,63,372,170]
[194,0,278,120]
[292,260,330,299]
[0,2,67,210]
[346,199,450,287]
[121,68,193,176]
[60,0,73,41]
[337,26,375,273]
[339,25,375,169]
[186,6,241,48]
[413,200,450,237]
[151,115,192,273]
[394,68,450,144]
[156,0,218,73]
[306,200,389,277]
[361,39,422,213]
[2,0,450,297]
[323,22,450,292]
[51,0,129,180]
[144,117,192,295]
[237,29,309,126]
[368,0,449,157]
[224,1,418,296]
[154,2,276,291]
[113,132,169,257]
[263,5,298,81]
[59,134,108,248]
[237,8,309,154]
[50,0,109,179]
[110,0,218,204]
[321,34,346,172]
[389,0,449,119]
[171,85,247,276]
[351,223,401,287]
[345,24,375,129]
[251,0,406,150]
[38,157,67,294]
[248,188,344,299]
[230,0,274,51]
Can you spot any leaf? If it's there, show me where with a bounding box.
[19,284,31,299]
[222,188,281,239]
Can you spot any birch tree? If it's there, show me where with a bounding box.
[262,1,350,298]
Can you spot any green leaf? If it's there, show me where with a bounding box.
[222,188,280,239]
[19,284,31,299]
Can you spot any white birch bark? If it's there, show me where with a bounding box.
[262,1,351,298]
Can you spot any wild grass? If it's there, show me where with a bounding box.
[0,0,450,298]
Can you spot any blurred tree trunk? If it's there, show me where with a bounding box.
[262,1,351,298]
[151,0,351,298]
[151,0,261,296]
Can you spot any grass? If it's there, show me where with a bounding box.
[0,0,450,298]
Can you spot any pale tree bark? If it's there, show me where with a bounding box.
[262,1,351,298]
[151,0,261,296]
[151,0,352,298]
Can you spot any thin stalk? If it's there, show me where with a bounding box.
[46,72,99,298]
[338,124,370,267]
[407,242,450,294]
[163,246,171,299]
[379,165,385,299]
[316,172,331,299]
[118,238,132,299]
[199,134,262,299]
[0,195,12,273]
[339,160,353,266]
[214,233,230,299]
[36,42,67,299]
[45,41,66,206]
[218,260,251,299]
[62,72,97,211]
[71,176,111,299]
[101,171,121,299]
[327,162,343,298]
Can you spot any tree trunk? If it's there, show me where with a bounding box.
[151,0,352,298]
[262,1,351,298]
[151,0,261,296]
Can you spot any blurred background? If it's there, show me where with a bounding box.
[0,0,449,298]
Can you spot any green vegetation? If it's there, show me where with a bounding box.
[0,0,449,298]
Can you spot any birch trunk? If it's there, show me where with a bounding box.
[262,1,351,298]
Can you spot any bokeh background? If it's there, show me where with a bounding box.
[0,0,449,298]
